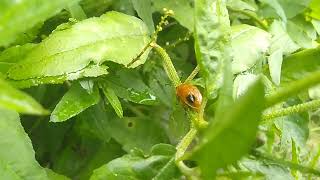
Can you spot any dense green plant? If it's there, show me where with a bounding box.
[1,0,320,179]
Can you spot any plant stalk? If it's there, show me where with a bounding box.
[265,71,320,107]
[185,65,200,83]
[152,43,181,87]
[175,126,198,162]
[262,99,320,120]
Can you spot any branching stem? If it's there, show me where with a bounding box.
[126,9,208,178]
[127,9,173,67]
[262,99,320,120]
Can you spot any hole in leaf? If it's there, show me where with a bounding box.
[127,121,134,128]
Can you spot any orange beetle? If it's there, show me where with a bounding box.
[176,83,202,111]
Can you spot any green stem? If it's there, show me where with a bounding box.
[176,161,200,179]
[175,126,198,162]
[262,99,320,120]
[152,43,181,87]
[126,41,153,67]
[165,32,192,49]
[199,97,207,120]
[127,10,173,67]
[188,99,208,129]
[175,125,200,179]
[185,65,200,83]
[265,71,320,107]
[228,7,268,30]
[252,150,320,176]
[67,2,87,20]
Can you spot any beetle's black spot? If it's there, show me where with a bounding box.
[186,94,196,104]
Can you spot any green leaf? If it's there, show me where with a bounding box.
[90,144,180,180]
[147,64,174,108]
[9,64,108,88]
[50,82,100,122]
[227,0,256,11]
[152,0,194,31]
[99,81,123,118]
[259,0,287,22]
[213,37,234,120]
[0,0,80,46]
[311,19,320,35]
[190,80,265,178]
[8,76,67,89]
[73,65,109,78]
[79,0,113,17]
[0,78,48,115]
[11,22,43,46]
[309,0,320,20]
[0,43,36,74]
[269,20,300,55]
[7,11,151,81]
[101,104,169,153]
[0,109,48,179]
[287,17,317,49]
[168,104,190,144]
[45,168,70,180]
[277,0,311,18]
[25,118,72,171]
[268,20,300,85]
[75,103,111,142]
[68,101,167,154]
[269,49,283,85]
[231,24,270,74]
[277,115,309,149]
[112,0,135,15]
[102,69,158,105]
[275,99,309,150]
[194,0,232,96]
[281,47,320,84]
[0,161,21,180]
[242,158,293,179]
[52,128,124,179]
[132,0,155,33]
[233,74,258,99]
